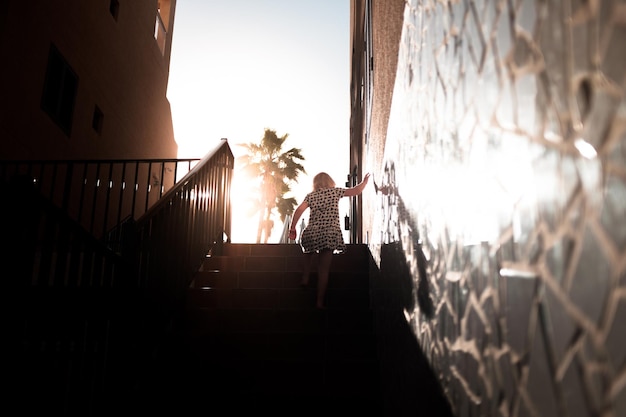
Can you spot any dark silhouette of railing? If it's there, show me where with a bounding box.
[2,173,127,289]
[132,140,234,301]
[0,156,201,245]
[3,140,234,415]
[1,140,233,293]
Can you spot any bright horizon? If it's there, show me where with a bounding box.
[166,0,352,243]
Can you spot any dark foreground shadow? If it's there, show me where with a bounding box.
[372,241,455,417]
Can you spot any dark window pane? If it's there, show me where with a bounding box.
[92,105,103,133]
[41,44,78,135]
[59,72,77,129]
[110,0,119,20]
[42,48,63,113]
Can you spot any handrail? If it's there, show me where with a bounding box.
[131,140,234,301]
[278,214,293,243]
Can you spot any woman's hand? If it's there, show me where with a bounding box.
[344,172,372,197]
[289,229,297,240]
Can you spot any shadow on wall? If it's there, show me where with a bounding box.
[373,241,454,416]
[371,168,453,416]
[373,161,434,317]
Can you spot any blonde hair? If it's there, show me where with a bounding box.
[312,172,336,190]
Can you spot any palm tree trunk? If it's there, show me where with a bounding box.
[262,210,272,243]
[256,207,265,243]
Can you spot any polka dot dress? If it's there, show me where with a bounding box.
[300,187,346,254]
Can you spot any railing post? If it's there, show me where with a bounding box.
[62,162,73,212]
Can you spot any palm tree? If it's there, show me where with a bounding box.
[237,128,306,243]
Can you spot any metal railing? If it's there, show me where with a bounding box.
[2,176,127,288]
[0,157,201,247]
[132,140,234,299]
[5,140,234,414]
[1,141,233,295]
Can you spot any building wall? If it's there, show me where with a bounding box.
[0,0,178,160]
[362,1,626,416]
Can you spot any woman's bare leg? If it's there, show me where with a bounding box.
[301,252,315,286]
[316,249,333,308]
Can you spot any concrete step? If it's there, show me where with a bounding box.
[205,243,371,273]
[186,287,371,310]
[191,269,371,290]
[183,307,376,336]
[171,242,382,414]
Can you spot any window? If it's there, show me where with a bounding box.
[154,0,171,55]
[92,105,103,134]
[110,0,119,20]
[154,11,166,54]
[41,44,78,135]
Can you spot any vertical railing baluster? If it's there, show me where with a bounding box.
[77,163,88,227]
[62,163,73,212]
[159,162,165,199]
[131,162,140,219]
[29,162,38,192]
[89,162,101,236]
[102,163,114,241]
[145,162,153,213]
[117,162,127,227]
[49,162,58,202]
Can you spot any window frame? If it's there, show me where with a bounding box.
[41,44,78,136]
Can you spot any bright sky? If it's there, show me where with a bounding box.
[167,0,351,243]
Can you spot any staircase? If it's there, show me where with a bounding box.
[145,243,382,415]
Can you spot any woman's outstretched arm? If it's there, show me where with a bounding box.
[344,172,371,197]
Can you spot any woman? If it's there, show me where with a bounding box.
[289,172,370,308]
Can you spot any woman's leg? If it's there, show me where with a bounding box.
[301,252,315,286]
[316,249,333,308]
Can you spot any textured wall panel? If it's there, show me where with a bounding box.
[368,0,626,416]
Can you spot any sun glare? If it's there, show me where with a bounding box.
[167,2,351,244]
[229,167,261,243]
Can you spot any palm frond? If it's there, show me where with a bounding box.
[237,128,307,239]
